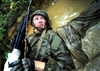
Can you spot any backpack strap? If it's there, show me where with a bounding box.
[35,29,47,58]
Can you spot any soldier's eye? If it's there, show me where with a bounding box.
[41,17,45,20]
[42,17,45,19]
[35,17,39,20]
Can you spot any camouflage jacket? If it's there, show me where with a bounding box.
[27,28,75,71]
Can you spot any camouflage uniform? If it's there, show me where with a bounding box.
[26,9,75,71]
[27,27,75,71]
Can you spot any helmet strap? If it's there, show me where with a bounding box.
[32,23,47,33]
[32,21,48,33]
[34,27,45,32]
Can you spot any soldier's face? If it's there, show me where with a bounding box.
[32,15,46,28]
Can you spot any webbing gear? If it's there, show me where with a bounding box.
[35,28,50,58]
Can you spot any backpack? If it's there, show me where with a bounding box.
[56,24,89,64]
[56,0,100,70]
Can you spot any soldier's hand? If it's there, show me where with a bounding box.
[22,58,35,71]
[22,58,45,71]
[10,59,22,71]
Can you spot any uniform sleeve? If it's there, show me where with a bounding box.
[43,30,74,71]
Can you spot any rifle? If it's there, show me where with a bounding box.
[3,0,32,71]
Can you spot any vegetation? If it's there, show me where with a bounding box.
[0,0,47,51]
[0,0,49,70]
[0,0,29,51]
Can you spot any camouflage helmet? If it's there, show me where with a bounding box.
[30,10,50,27]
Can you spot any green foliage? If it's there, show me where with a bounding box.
[0,14,6,40]
[1,0,27,4]
[0,27,6,40]
[2,0,12,3]
[0,0,34,42]
[0,0,28,41]
[4,50,10,59]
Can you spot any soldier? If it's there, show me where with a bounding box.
[10,10,75,71]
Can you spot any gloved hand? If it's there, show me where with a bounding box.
[10,59,22,71]
[22,58,35,71]
[9,58,35,71]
